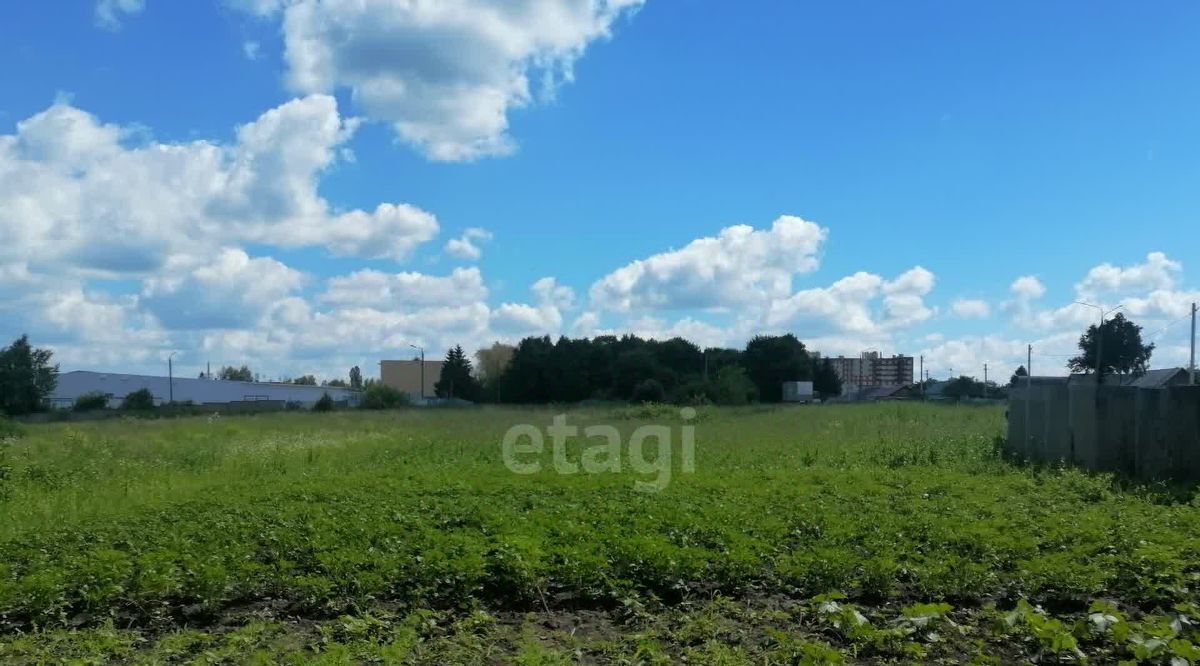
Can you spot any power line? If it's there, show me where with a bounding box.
[1144,311,1194,341]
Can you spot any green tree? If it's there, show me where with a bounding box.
[1009,365,1028,387]
[359,384,408,409]
[631,378,665,403]
[741,334,811,403]
[73,392,109,412]
[0,335,58,415]
[1068,312,1154,378]
[943,375,984,401]
[813,358,843,397]
[291,375,317,385]
[349,366,363,390]
[712,365,757,405]
[312,393,335,412]
[120,388,156,411]
[435,345,483,401]
[218,365,254,382]
[324,379,348,388]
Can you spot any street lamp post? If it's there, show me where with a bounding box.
[1075,301,1123,383]
[409,344,425,402]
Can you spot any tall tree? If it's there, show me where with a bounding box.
[1068,313,1154,377]
[349,366,363,390]
[1009,365,1028,387]
[813,358,843,397]
[474,342,515,382]
[943,375,984,400]
[435,345,483,401]
[741,334,812,403]
[0,335,58,415]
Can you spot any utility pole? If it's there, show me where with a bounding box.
[168,352,176,404]
[1075,301,1123,384]
[983,363,988,399]
[409,344,425,401]
[919,355,924,398]
[1190,302,1196,386]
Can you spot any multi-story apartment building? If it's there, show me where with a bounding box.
[824,351,914,391]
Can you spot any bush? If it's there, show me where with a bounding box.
[631,378,665,404]
[120,388,156,411]
[359,384,409,410]
[669,378,714,405]
[713,366,757,406]
[72,392,109,412]
[312,393,335,412]
[0,415,22,439]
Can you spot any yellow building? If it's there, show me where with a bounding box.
[380,359,443,400]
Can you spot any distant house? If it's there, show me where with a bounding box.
[51,371,360,409]
[1015,368,1194,390]
[1119,368,1193,389]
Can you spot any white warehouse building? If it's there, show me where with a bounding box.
[51,371,360,410]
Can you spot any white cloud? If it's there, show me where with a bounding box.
[590,215,827,313]
[320,267,487,307]
[232,0,644,161]
[95,0,145,30]
[445,227,494,261]
[0,95,439,277]
[1010,276,1046,300]
[764,267,935,334]
[531,276,574,309]
[491,277,575,336]
[880,267,935,329]
[951,298,990,319]
[1075,251,1181,300]
[920,335,1040,380]
[570,311,602,336]
[141,248,305,329]
[243,40,262,60]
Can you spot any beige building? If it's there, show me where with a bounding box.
[380,359,443,400]
[825,351,914,392]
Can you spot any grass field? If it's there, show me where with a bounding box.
[2,403,1200,664]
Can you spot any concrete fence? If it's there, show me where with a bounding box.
[1006,379,1200,479]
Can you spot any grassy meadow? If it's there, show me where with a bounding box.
[2,403,1200,664]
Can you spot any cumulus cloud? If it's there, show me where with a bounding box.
[492,277,575,335]
[1010,276,1046,300]
[141,249,305,329]
[1075,252,1181,300]
[320,267,488,307]
[95,0,145,29]
[764,267,935,334]
[590,215,827,313]
[951,298,990,319]
[445,227,494,261]
[229,0,644,161]
[0,95,439,277]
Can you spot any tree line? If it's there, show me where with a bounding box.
[431,333,844,405]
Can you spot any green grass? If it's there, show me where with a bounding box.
[2,403,1200,663]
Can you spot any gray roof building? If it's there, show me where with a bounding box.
[51,370,360,409]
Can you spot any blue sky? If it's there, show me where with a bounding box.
[2,1,1198,381]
